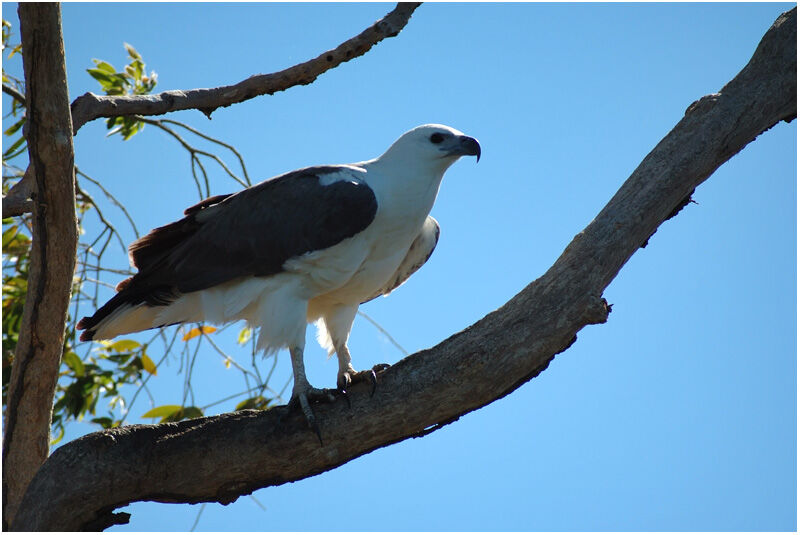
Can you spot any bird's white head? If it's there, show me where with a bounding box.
[377,124,481,173]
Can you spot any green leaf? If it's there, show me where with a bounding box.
[109,339,140,352]
[3,116,24,136]
[120,119,142,140]
[2,225,18,248]
[124,42,141,60]
[141,352,157,375]
[181,406,203,419]
[2,136,25,159]
[50,425,65,446]
[91,59,116,74]
[235,396,271,411]
[237,327,252,345]
[90,417,113,428]
[141,404,182,419]
[86,68,115,85]
[157,405,204,423]
[62,351,85,377]
[132,59,143,80]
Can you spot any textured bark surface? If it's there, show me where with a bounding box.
[11,7,796,532]
[69,3,421,133]
[2,3,78,530]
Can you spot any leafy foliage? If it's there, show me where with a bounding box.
[87,43,158,139]
[2,27,279,444]
[1,19,25,161]
[2,29,167,442]
[1,220,29,403]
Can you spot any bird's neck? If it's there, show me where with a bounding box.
[362,159,446,209]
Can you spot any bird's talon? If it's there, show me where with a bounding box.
[337,371,352,393]
[339,388,351,408]
[368,369,378,397]
[295,392,323,445]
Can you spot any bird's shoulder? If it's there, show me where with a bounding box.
[127,164,379,289]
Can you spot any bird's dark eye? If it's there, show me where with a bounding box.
[429,133,445,144]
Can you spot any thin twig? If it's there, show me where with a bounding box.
[158,118,251,186]
[357,311,409,356]
[75,167,139,238]
[2,82,25,106]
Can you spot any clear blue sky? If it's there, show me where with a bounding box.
[2,2,796,531]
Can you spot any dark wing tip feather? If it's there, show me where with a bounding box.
[79,328,95,342]
[77,315,97,340]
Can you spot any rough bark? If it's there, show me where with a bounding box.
[1,165,34,217]
[10,7,796,533]
[2,3,78,530]
[69,3,421,133]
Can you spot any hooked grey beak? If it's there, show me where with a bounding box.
[457,135,481,162]
[442,135,481,162]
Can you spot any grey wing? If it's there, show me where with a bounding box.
[362,216,440,304]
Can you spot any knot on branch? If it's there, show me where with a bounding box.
[685,93,720,115]
[581,295,610,325]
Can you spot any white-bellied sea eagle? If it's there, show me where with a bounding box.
[77,124,481,436]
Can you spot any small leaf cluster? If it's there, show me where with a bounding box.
[2,19,26,161]
[87,43,158,140]
[2,216,155,443]
[234,395,273,411]
[141,404,204,423]
[52,338,158,442]
[2,220,30,401]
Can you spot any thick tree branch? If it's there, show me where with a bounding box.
[11,7,796,532]
[2,3,78,530]
[69,3,421,133]
[2,165,34,217]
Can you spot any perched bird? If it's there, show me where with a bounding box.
[78,124,480,434]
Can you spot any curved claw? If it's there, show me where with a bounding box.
[297,393,323,446]
[338,388,352,409]
[337,364,390,400]
[367,369,378,397]
[337,371,352,393]
[286,388,336,446]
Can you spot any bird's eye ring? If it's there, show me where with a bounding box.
[429,133,444,144]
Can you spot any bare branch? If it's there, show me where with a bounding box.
[76,167,140,238]
[2,82,26,106]
[11,7,796,532]
[136,116,249,190]
[2,165,34,217]
[69,3,421,134]
[74,179,127,254]
[156,118,251,186]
